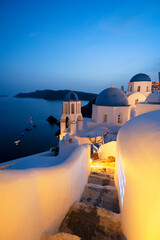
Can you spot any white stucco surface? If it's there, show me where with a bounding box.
[115,110,160,240]
[0,144,90,240]
[75,123,120,145]
[128,81,151,96]
[127,92,146,107]
[92,104,130,126]
[98,141,116,160]
[146,93,160,103]
[60,99,83,137]
[136,103,160,116]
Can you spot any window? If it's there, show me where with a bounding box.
[66,117,69,128]
[130,86,132,92]
[146,86,149,92]
[118,151,126,208]
[71,103,74,114]
[118,113,122,124]
[137,86,140,91]
[135,99,138,105]
[65,104,67,114]
[103,114,107,123]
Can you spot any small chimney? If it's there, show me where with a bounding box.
[121,85,124,92]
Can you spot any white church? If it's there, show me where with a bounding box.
[0,72,160,240]
[60,72,160,143]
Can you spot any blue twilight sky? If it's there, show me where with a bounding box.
[0,0,160,95]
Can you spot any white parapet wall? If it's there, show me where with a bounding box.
[136,102,160,116]
[115,110,160,240]
[0,144,91,240]
[98,141,117,160]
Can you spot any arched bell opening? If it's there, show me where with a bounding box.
[77,114,83,132]
[66,116,69,129]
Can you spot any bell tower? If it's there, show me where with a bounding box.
[60,88,83,139]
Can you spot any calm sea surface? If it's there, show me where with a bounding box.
[0,97,87,163]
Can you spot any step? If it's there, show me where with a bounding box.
[59,202,125,240]
[91,171,114,180]
[81,183,120,213]
[88,174,115,186]
[91,165,115,174]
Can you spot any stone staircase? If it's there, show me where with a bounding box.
[80,172,120,213]
[44,159,125,240]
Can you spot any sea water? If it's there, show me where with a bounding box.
[0,97,88,163]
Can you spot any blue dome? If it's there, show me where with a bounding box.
[64,91,79,101]
[95,87,129,107]
[130,73,151,82]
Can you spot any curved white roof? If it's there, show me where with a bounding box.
[146,93,160,104]
[117,110,160,166]
[116,110,160,240]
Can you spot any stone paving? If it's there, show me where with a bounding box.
[80,172,120,213]
[56,158,125,240]
[59,202,124,240]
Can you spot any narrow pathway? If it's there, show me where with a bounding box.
[56,158,125,240]
[80,171,120,213]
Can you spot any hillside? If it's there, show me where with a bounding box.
[81,97,96,118]
[15,89,97,101]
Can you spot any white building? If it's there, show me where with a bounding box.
[60,90,83,138]
[127,73,152,97]
[126,73,152,109]
[136,92,160,116]
[92,87,131,126]
[127,91,146,108]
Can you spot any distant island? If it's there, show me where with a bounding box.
[0,95,8,97]
[15,89,97,101]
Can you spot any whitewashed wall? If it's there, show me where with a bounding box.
[128,81,151,97]
[113,106,130,125]
[0,144,90,240]
[115,110,160,240]
[92,105,130,126]
[136,103,160,116]
[98,141,116,160]
[127,92,146,107]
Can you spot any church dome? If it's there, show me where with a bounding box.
[146,93,160,104]
[130,73,151,82]
[64,90,79,101]
[95,87,129,107]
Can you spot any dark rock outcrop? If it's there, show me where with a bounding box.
[55,121,60,127]
[81,97,97,118]
[55,129,60,137]
[46,116,58,125]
